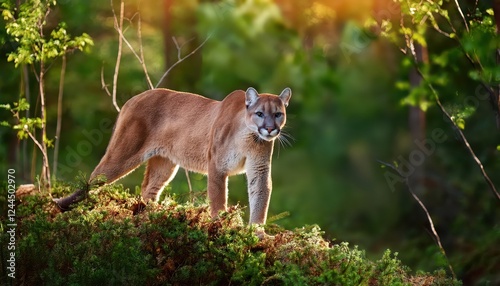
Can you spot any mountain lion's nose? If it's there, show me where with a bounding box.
[266,127,274,133]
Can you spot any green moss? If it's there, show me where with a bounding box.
[0,183,459,285]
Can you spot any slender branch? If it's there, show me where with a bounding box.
[408,181,456,280]
[423,78,500,202]
[453,0,469,32]
[184,169,194,203]
[100,65,111,96]
[113,11,154,89]
[378,160,456,279]
[430,22,451,38]
[155,33,212,88]
[136,13,153,89]
[173,37,182,59]
[53,54,67,178]
[24,116,50,189]
[111,0,124,112]
[26,129,48,165]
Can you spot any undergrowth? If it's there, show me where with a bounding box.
[0,183,459,285]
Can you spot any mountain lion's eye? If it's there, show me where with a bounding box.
[275,112,283,118]
[255,111,264,118]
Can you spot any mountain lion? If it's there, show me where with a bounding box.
[55,87,291,227]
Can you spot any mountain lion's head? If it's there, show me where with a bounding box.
[245,87,291,142]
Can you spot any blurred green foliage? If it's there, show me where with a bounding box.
[0,0,499,284]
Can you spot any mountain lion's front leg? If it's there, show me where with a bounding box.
[246,160,272,225]
[207,163,229,218]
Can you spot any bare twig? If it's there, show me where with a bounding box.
[408,182,456,279]
[184,169,194,203]
[136,13,153,89]
[430,21,452,38]
[113,10,154,89]
[379,160,456,279]
[26,129,47,167]
[155,33,212,88]
[453,0,469,32]
[53,54,67,178]
[422,76,500,202]
[100,65,111,96]
[111,0,124,112]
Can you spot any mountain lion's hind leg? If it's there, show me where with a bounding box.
[54,149,144,210]
[54,125,146,210]
[141,156,179,202]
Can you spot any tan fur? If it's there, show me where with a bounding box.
[89,87,291,225]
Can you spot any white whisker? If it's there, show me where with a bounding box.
[278,131,294,148]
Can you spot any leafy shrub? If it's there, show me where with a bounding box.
[0,183,459,285]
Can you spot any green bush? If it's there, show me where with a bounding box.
[0,183,459,285]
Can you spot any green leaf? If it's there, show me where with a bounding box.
[17,130,28,140]
[395,81,410,90]
[0,103,11,110]
[468,70,481,81]
[2,9,13,21]
[419,100,432,112]
[432,53,448,67]
[412,33,427,47]
[14,98,30,111]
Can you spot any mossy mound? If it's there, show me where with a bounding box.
[0,184,458,285]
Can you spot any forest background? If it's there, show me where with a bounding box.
[1,0,499,284]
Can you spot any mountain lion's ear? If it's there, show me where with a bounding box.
[279,87,291,107]
[245,87,259,108]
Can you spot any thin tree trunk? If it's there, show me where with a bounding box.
[22,64,30,181]
[53,54,67,178]
[39,60,51,190]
